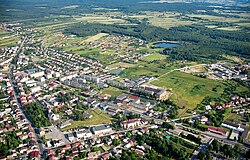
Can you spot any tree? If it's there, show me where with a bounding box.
[79,152,87,158]
[232,144,241,158]
[162,122,175,130]
[197,151,211,160]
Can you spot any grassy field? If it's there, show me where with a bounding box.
[74,14,126,24]
[62,109,112,131]
[151,71,226,109]
[121,62,169,79]
[101,86,126,98]
[82,33,109,43]
[222,55,244,63]
[186,14,245,23]
[108,62,135,69]
[142,53,167,61]
[217,27,240,31]
[0,36,20,47]
[224,112,242,122]
[75,48,101,55]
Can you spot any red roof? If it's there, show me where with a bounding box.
[208,126,226,134]
[29,151,39,157]
[135,149,144,155]
[102,153,110,159]
[47,149,55,155]
[130,95,139,99]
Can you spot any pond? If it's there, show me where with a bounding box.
[154,42,182,48]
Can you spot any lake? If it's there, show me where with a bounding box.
[154,42,182,48]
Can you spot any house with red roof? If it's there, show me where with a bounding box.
[208,126,227,136]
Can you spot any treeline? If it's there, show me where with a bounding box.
[64,23,250,61]
[25,103,51,128]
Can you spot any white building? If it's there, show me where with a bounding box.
[30,71,45,78]
[91,125,113,135]
[120,119,141,129]
[30,86,41,93]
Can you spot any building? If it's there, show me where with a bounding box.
[60,121,71,129]
[200,116,208,124]
[120,119,141,129]
[30,71,45,78]
[221,121,244,132]
[91,124,113,135]
[30,86,41,93]
[208,126,227,136]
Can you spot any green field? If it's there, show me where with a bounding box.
[224,112,242,122]
[121,61,170,79]
[108,62,135,69]
[101,86,126,98]
[62,109,112,131]
[151,71,241,110]
[142,53,167,61]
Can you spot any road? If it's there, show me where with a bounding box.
[8,36,47,159]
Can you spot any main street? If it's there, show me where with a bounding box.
[8,36,47,159]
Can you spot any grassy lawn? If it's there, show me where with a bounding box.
[62,109,112,131]
[224,112,242,122]
[151,71,226,109]
[108,62,135,69]
[142,53,167,61]
[101,86,126,98]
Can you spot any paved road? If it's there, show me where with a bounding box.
[8,37,46,159]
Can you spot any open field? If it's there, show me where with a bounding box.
[92,7,119,11]
[217,27,241,31]
[121,62,170,79]
[224,112,242,123]
[222,55,244,63]
[74,13,127,24]
[74,48,101,55]
[82,33,109,43]
[101,87,126,98]
[152,71,226,109]
[186,14,245,23]
[0,28,12,38]
[108,62,136,70]
[62,109,112,131]
[149,17,195,28]
[142,53,167,61]
[0,35,20,47]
